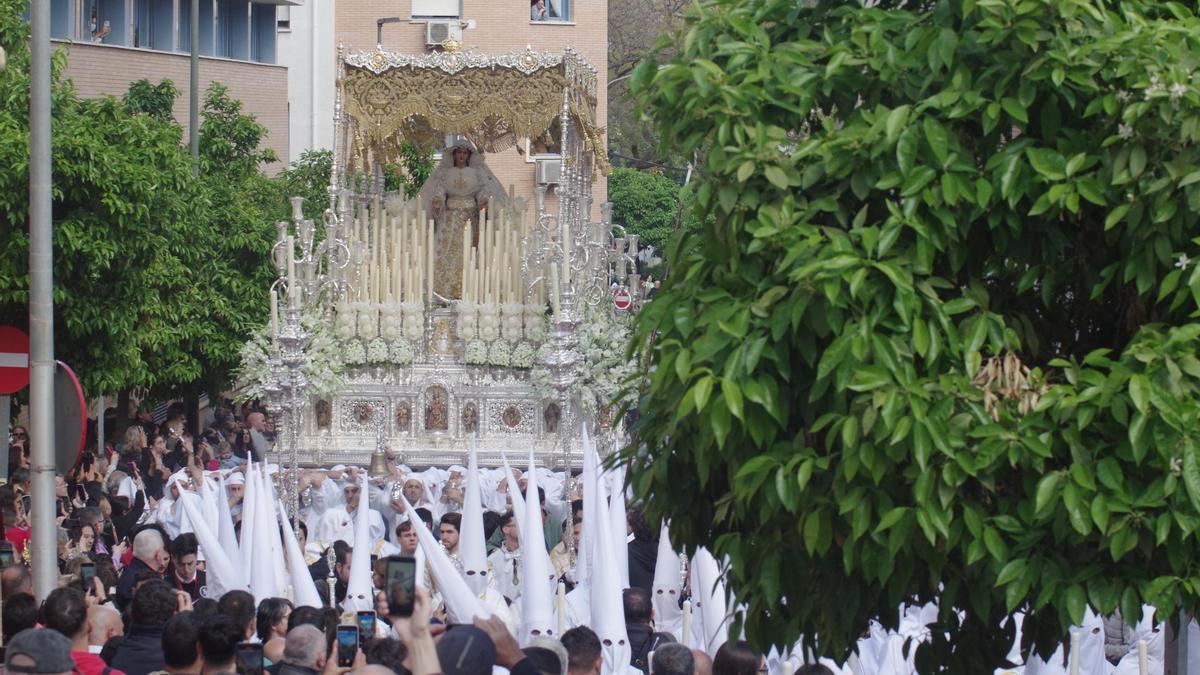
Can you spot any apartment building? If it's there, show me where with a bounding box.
[278,0,608,204]
[50,0,291,169]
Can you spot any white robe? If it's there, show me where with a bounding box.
[487,543,522,603]
[315,505,386,546]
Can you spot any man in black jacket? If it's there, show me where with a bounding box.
[115,529,169,612]
[103,580,178,675]
[623,588,675,674]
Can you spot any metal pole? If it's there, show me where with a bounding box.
[0,395,9,482]
[190,0,200,173]
[29,0,58,602]
[96,394,104,460]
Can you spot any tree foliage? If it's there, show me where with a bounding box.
[625,0,1200,670]
[0,0,316,400]
[608,168,682,255]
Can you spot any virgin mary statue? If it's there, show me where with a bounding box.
[419,139,507,300]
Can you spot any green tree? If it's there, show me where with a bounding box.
[0,0,294,406]
[625,0,1200,669]
[277,149,334,221]
[608,167,680,254]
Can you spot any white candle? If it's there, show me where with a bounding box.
[681,600,692,649]
[1068,631,1080,675]
[286,236,298,308]
[561,220,571,285]
[550,264,560,319]
[427,221,435,303]
[556,582,567,637]
[1137,640,1148,675]
[269,290,278,343]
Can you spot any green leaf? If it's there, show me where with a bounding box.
[912,319,929,358]
[1001,97,1028,124]
[764,166,790,190]
[1183,441,1200,516]
[1179,170,1200,187]
[1035,472,1064,514]
[874,506,908,534]
[1129,374,1150,413]
[848,366,892,392]
[691,376,714,412]
[1105,204,1130,230]
[923,117,949,166]
[722,379,744,420]
[886,105,911,144]
[1026,148,1066,181]
[983,527,1007,561]
[995,558,1027,587]
[1129,145,1147,178]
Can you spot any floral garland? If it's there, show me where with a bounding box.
[234,311,345,401]
[531,307,639,416]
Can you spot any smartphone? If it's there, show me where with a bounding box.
[0,549,13,566]
[385,555,417,617]
[336,625,358,667]
[356,610,376,639]
[234,642,264,675]
[80,561,96,592]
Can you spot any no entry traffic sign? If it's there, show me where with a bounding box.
[613,288,632,311]
[0,326,30,394]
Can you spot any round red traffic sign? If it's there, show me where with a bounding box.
[613,288,633,311]
[0,326,30,394]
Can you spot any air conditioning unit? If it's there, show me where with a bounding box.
[535,158,562,185]
[425,21,462,47]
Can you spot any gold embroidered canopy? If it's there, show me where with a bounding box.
[339,44,608,173]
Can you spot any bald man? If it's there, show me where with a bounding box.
[692,650,713,675]
[88,605,123,654]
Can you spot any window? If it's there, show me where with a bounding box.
[529,0,569,22]
[251,3,276,62]
[276,5,289,30]
[84,0,128,44]
[134,0,175,50]
[411,0,458,19]
[215,0,249,60]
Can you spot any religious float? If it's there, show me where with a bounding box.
[239,41,648,504]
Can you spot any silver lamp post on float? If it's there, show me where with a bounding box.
[265,196,353,520]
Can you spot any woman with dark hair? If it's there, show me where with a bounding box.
[713,642,764,675]
[257,597,294,665]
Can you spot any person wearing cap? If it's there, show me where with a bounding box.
[5,628,78,675]
[40,587,126,675]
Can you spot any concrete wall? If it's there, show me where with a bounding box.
[56,40,290,173]
[276,0,337,162]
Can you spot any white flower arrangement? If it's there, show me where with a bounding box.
[511,341,537,369]
[235,310,345,401]
[465,339,489,365]
[367,337,390,364]
[343,338,367,366]
[488,339,512,367]
[531,308,640,417]
[390,339,416,365]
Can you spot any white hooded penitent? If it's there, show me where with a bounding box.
[400,491,488,623]
[691,547,730,656]
[519,450,557,646]
[589,467,631,675]
[651,522,683,639]
[342,473,376,612]
[176,481,247,598]
[460,438,490,597]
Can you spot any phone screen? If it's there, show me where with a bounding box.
[80,562,96,591]
[356,611,376,639]
[336,625,358,667]
[235,643,264,675]
[0,550,13,566]
[385,556,417,617]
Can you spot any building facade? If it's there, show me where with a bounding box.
[277,0,608,204]
[50,0,291,169]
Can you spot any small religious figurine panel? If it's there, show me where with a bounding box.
[424,385,450,432]
[462,401,479,433]
[315,399,333,430]
[395,400,412,432]
[543,402,561,433]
